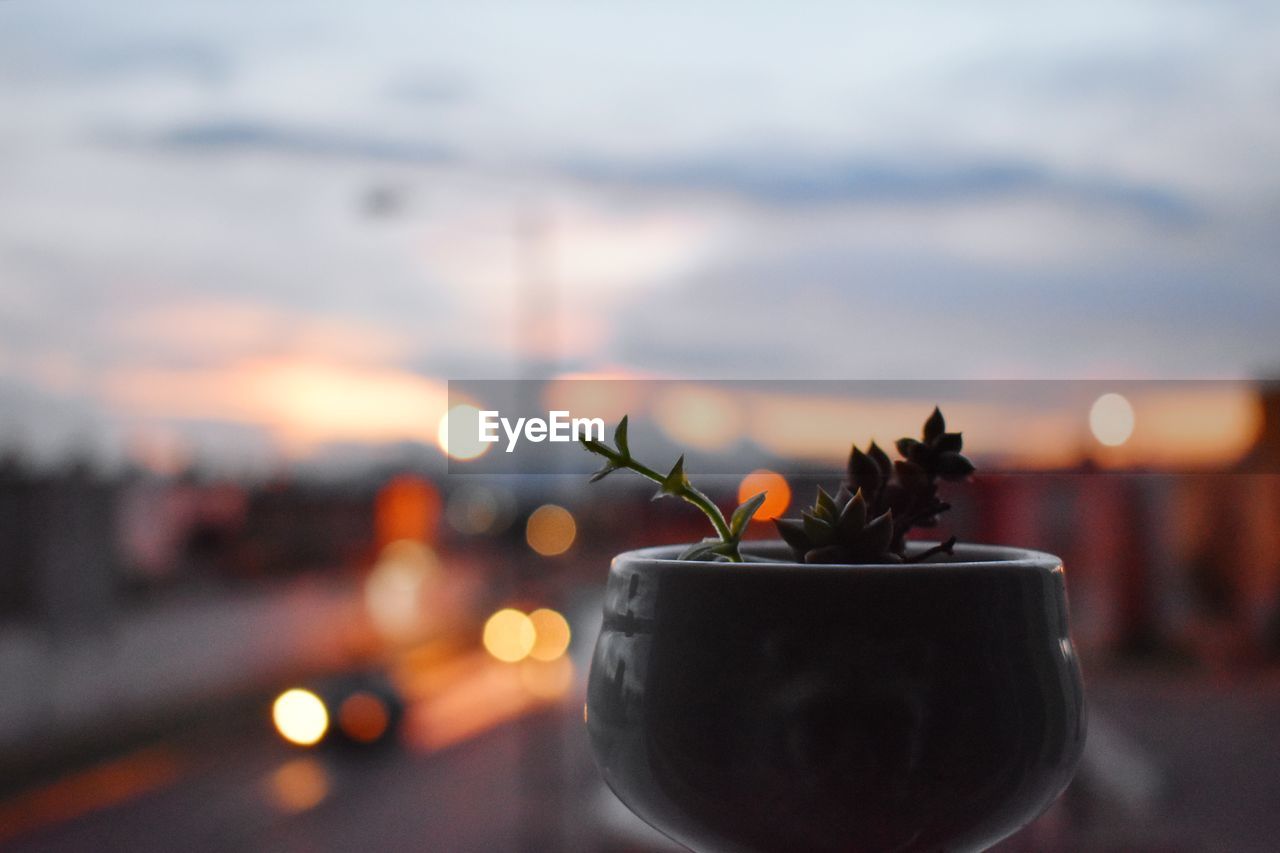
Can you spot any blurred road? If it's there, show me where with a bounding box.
[1,695,599,852]
[4,662,1280,853]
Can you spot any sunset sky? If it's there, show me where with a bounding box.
[2,1,1279,466]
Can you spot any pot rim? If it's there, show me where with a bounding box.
[613,540,1063,574]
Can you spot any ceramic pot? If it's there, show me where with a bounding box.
[586,541,1086,853]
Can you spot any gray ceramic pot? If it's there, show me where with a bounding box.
[586,541,1086,853]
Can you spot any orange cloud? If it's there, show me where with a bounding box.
[102,358,447,454]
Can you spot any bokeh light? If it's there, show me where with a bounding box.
[736,469,791,521]
[445,485,512,535]
[437,403,490,461]
[528,608,572,662]
[374,475,441,546]
[653,386,743,451]
[265,757,330,814]
[525,504,576,556]
[337,692,391,744]
[365,540,439,642]
[272,689,329,746]
[1090,393,1136,447]
[482,608,536,663]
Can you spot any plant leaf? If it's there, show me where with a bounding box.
[936,431,963,453]
[894,459,929,491]
[847,446,882,497]
[868,441,893,478]
[923,407,945,442]
[709,540,742,556]
[774,518,811,553]
[895,437,920,459]
[580,436,609,456]
[653,455,689,500]
[814,485,838,521]
[613,415,630,458]
[679,538,721,560]
[907,442,932,468]
[589,463,619,483]
[730,491,767,538]
[805,545,845,564]
[802,511,833,546]
[679,541,732,562]
[861,509,894,555]
[837,488,867,535]
[937,452,976,481]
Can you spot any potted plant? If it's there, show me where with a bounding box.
[580,409,1086,853]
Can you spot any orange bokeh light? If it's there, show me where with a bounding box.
[266,757,330,814]
[525,504,576,556]
[483,609,537,663]
[337,692,390,743]
[375,475,441,546]
[737,469,791,521]
[528,608,572,662]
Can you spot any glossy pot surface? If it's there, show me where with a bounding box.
[586,542,1086,853]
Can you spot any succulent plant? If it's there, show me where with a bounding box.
[580,407,974,565]
[775,407,975,564]
[776,485,898,563]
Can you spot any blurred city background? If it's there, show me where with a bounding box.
[3,1,1280,851]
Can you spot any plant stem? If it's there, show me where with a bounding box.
[905,536,958,563]
[605,452,740,561]
[891,500,951,550]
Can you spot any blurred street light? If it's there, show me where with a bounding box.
[437,404,490,461]
[528,608,571,662]
[365,540,439,642]
[272,689,329,747]
[336,691,392,744]
[1091,393,1136,447]
[483,608,537,663]
[525,504,576,556]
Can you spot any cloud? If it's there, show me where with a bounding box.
[75,39,232,86]
[154,120,456,164]
[563,152,1203,226]
[385,72,473,106]
[951,44,1204,104]
[105,298,420,369]
[100,358,449,454]
[608,237,1280,380]
[138,120,1197,230]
